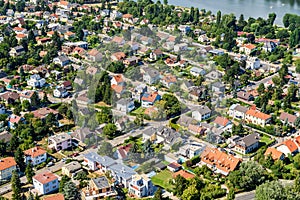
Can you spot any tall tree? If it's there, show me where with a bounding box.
[14,147,26,172]
[11,171,22,200]
[25,163,34,184]
[97,141,113,157]
[63,181,81,200]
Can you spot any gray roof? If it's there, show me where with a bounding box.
[63,161,81,172]
[143,127,157,137]
[84,152,117,168]
[116,98,134,106]
[237,133,260,148]
[92,176,110,189]
[49,133,71,143]
[193,105,211,115]
[57,55,70,62]
[0,131,12,143]
[205,70,222,80]
[144,67,159,78]
[212,81,225,88]
[108,163,136,180]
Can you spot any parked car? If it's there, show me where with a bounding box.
[46,162,54,167]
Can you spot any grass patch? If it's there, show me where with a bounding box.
[285,163,295,171]
[131,107,146,115]
[260,134,275,146]
[151,170,174,191]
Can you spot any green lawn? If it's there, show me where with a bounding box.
[151,170,174,191]
[260,134,274,145]
[131,107,146,115]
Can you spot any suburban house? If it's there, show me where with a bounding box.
[48,132,72,151]
[173,170,195,180]
[111,74,125,86]
[200,147,241,176]
[24,147,47,166]
[82,176,117,200]
[192,105,211,121]
[234,133,260,154]
[53,55,70,66]
[0,157,17,181]
[108,163,137,188]
[237,91,254,101]
[228,104,248,119]
[190,67,206,77]
[123,56,140,66]
[19,90,36,103]
[213,116,231,129]
[83,152,117,172]
[8,114,23,129]
[129,174,155,198]
[239,44,256,55]
[276,139,299,156]
[116,98,135,113]
[174,43,188,52]
[33,171,59,195]
[53,86,69,98]
[279,112,297,127]
[179,142,206,159]
[167,162,182,172]
[211,82,225,93]
[113,144,132,160]
[62,161,82,178]
[141,92,161,108]
[131,84,147,102]
[262,41,277,52]
[111,52,126,61]
[9,45,25,57]
[142,67,160,85]
[149,49,163,61]
[87,48,103,62]
[27,74,46,88]
[264,147,285,160]
[160,74,177,88]
[245,109,272,127]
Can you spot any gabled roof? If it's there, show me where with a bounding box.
[33,171,58,184]
[141,92,160,103]
[213,116,230,127]
[265,147,284,160]
[246,109,271,120]
[172,170,195,179]
[279,112,297,124]
[24,147,47,158]
[0,157,16,171]
[283,139,298,153]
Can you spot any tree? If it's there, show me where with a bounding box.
[59,175,71,193]
[97,141,113,157]
[163,0,167,5]
[22,100,30,111]
[173,175,187,196]
[257,83,265,95]
[63,181,81,200]
[103,123,117,139]
[15,147,26,172]
[216,10,221,25]
[154,187,163,200]
[255,180,287,200]
[11,171,22,200]
[227,187,235,200]
[25,163,34,184]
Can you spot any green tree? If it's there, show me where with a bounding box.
[25,163,34,184]
[63,181,81,200]
[14,147,26,172]
[103,123,117,139]
[59,175,70,193]
[173,175,187,196]
[154,187,163,200]
[97,141,113,157]
[22,100,30,111]
[11,171,22,200]
[227,187,235,200]
[255,180,286,200]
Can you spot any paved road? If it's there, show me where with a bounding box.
[235,191,255,200]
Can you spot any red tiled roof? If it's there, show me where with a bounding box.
[283,139,298,153]
[264,148,284,160]
[122,14,133,18]
[213,116,230,127]
[0,157,16,171]
[33,171,58,184]
[242,43,256,50]
[172,170,195,179]
[141,92,159,103]
[111,85,124,94]
[246,109,271,120]
[43,194,64,200]
[113,75,124,83]
[24,147,47,158]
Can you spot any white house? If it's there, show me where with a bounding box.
[192,105,211,121]
[53,86,69,98]
[33,171,59,195]
[48,132,72,151]
[228,104,248,119]
[129,174,155,198]
[174,43,188,52]
[190,67,206,77]
[24,147,47,166]
[27,74,46,88]
[246,57,261,70]
[116,98,135,113]
[0,157,17,181]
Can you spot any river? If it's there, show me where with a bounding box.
[165,0,300,25]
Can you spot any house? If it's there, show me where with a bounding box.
[131,84,147,102]
[24,147,47,166]
[111,52,126,61]
[190,67,206,77]
[211,82,225,93]
[82,176,117,200]
[0,131,12,143]
[43,194,64,200]
[87,49,102,62]
[31,107,59,120]
[234,133,260,154]
[279,112,297,127]
[33,171,59,195]
[27,74,46,88]
[48,133,72,151]
[142,67,160,85]
[9,45,25,57]
[262,41,277,52]
[173,170,195,180]
[228,104,248,119]
[205,70,222,81]
[179,142,206,159]
[111,74,125,86]
[264,147,285,160]
[174,43,188,52]
[123,56,139,66]
[116,98,135,113]
[180,80,194,92]
[62,161,82,178]
[245,109,272,127]
[112,36,125,46]
[0,104,6,115]
[198,34,209,43]
[122,14,134,23]
[213,116,231,128]
[200,147,240,176]
[83,152,117,172]
[0,157,17,181]
[237,91,254,101]
[53,55,70,66]
[161,74,177,88]
[192,105,211,121]
[113,144,132,160]
[141,92,161,108]
[178,25,191,35]
[53,86,69,98]
[129,174,155,198]
[276,139,299,156]
[240,44,256,55]
[19,90,36,103]
[108,163,137,188]
[149,49,163,61]
[62,80,72,90]
[142,127,157,142]
[167,162,181,172]
[8,115,23,129]
[246,57,261,70]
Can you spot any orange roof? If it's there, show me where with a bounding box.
[283,139,298,153]
[113,75,124,83]
[173,170,195,179]
[141,92,159,103]
[0,157,16,171]
[162,75,177,83]
[112,36,124,44]
[13,27,25,32]
[264,148,284,160]
[24,147,47,158]
[295,136,300,147]
[188,124,204,134]
[111,84,124,94]
[213,116,230,127]
[33,171,58,184]
[47,31,55,35]
[65,31,75,36]
[123,14,133,18]
[16,34,27,39]
[88,49,100,56]
[43,194,64,200]
[242,43,256,50]
[111,52,126,60]
[201,147,241,174]
[245,109,271,120]
[144,106,158,115]
[59,0,69,6]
